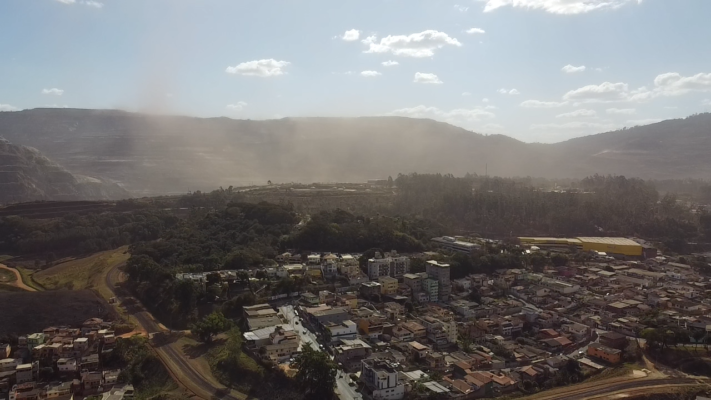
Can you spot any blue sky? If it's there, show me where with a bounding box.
[2,0,711,143]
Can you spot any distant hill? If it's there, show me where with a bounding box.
[0,136,129,204]
[0,109,709,195]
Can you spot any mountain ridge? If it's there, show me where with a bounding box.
[0,109,708,195]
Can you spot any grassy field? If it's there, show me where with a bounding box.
[34,246,129,298]
[0,268,17,284]
[0,255,14,263]
[16,266,44,291]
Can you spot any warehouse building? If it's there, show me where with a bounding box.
[519,237,656,259]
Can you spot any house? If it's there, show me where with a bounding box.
[401,322,427,340]
[80,354,100,371]
[360,359,405,400]
[103,370,121,386]
[44,381,72,399]
[16,363,37,384]
[73,338,89,353]
[599,332,628,350]
[407,341,430,360]
[0,344,10,359]
[334,339,372,372]
[81,371,103,392]
[311,307,350,326]
[100,384,135,400]
[57,358,77,374]
[425,352,446,370]
[587,343,621,364]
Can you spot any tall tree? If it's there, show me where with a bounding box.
[291,344,337,400]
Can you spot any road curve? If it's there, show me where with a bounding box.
[526,377,701,400]
[0,264,36,291]
[106,263,247,400]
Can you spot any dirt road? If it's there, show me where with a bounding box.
[106,263,247,400]
[0,264,36,292]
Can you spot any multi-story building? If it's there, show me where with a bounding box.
[263,327,300,361]
[378,276,399,296]
[324,320,358,343]
[587,343,621,364]
[403,273,422,293]
[361,359,405,400]
[367,252,410,280]
[361,281,383,299]
[26,334,45,351]
[423,279,439,302]
[425,261,451,301]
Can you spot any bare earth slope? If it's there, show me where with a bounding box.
[0,136,130,204]
[0,109,709,195]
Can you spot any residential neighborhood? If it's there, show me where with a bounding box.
[0,318,134,400]
[225,235,711,400]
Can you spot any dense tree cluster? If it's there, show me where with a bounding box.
[0,211,179,256]
[284,208,440,253]
[393,173,702,250]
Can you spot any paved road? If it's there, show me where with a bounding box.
[106,263,247,400]
[279,305,362,400]
[524,376,702,400]
[0,264,36,291]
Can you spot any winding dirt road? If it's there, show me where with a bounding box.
[106,263,247,400]
[0,264,36,291]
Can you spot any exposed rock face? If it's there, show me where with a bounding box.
[0,137,129,204]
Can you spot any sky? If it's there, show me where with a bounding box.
[2,0,711,143]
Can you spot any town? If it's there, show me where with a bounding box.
[172,234,711,400]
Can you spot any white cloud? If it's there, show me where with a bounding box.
[702,99,711,106]
[482,0,641,15]
[388,105,495,122]
[42,88,64,96]
[497,88,521,95]
[562,64,586,74]
[361,70,382,77]
[413,73,443,84]
[556,109,597,118]
[55,0,104,7]
[465,28,486,34]
[454,4,469,12]
[462,92,472,96]
[595,67,604,72]
[226,59,290,77]
[226,102,248,111]
[563,82,635,103]
[653,72,711,96]
[0,104,20,112]
[341,29,360,42]
[498,88,520,95]
[482,98,489,103]
[562,72,711,105]
[627,118,662,126]
[361,35,377,45]
[363,30,462,58]
[520,99,567,108]
[82,1,103,8]
[606,108,636,115]
[382,60,399,67]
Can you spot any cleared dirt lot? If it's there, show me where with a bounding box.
[0,290,114,336]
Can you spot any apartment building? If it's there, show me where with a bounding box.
[425,261,451,301]
[361,359,405,399]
